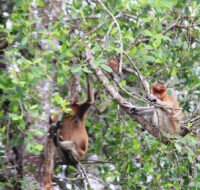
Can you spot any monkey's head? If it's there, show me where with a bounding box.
[152,83,167,101]
[107,59,119,74]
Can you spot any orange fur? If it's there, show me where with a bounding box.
[152,83,182,133]
[58,105,88,160]
[52,76,94,163]
[107,59,119,74]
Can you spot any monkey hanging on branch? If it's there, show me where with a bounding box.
[49,75,94,165]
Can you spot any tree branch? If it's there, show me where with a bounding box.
[85,45,171,144]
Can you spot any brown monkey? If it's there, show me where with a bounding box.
[148,83,183,134]
[107,59,119,74]
[51,76,94,164]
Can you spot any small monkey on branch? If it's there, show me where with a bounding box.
[147,83,183,134]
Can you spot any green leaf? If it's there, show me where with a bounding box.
[174,143,182,152]
[71,65,82,73]
[111,27,118,35]
[143,30,153,37]
[83,67,92,73]
[9,113,21,121]
[101,64,113,73]
[37,0,45,6]
[73,0,82,9]
[93,59,107,66]
[171,69,177,76]
[35,144,44,151]
[189,182,200,188]
[188,155,193,163]
[124,33,134,41]
[196,163,200,170]
[66,51,74,57]
[152,39,161,48]
[30,105,38,110]
[19,122,26,131]
[21,37,28,46]
[57,76,64,86]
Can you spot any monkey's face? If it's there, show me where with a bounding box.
[153,92,162,100]
[62,115,81,129]
[153,90,167,100]
[152,83,167,101]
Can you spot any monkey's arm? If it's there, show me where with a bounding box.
[146,93,173,109]
[129,93,173,116]
[129,106,154,115]
[78,75,94,119]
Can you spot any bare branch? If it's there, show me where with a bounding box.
[77,163,91,190]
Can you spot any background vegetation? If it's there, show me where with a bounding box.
[0,0,200,189]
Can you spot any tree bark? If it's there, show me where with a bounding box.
[22,0,65,189]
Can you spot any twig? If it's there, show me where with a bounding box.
[123,53,149,93]
[81,160,115,164]
[133,38,149,46]
[53,175,85,182]
[162,15,182,35]
[173,150,181,185]
[18,99,24,114]
[97,0,123,74]
[87,20,108,35]
[77,163,91,190]
[64,15,101,22]
[102,21,115,46]
[95,98,112,113]
[86,13,121,36]
[163,23,200,34]
[112,77,146,103]
[184,116,200,125]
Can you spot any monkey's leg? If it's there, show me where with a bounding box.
[59,141,80,161]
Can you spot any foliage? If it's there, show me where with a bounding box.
[0,0,200,189]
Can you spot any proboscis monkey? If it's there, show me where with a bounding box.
[50,75,94,164]
[107,59,119,74]
[147,83,183,134]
